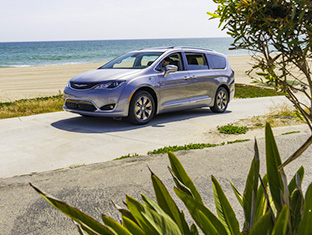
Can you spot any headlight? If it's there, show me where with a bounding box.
[94,81,125,89]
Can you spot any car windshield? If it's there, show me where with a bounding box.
[99,52,163,69]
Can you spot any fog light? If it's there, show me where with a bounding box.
[100,104,116,110]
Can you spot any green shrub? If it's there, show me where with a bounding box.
[218,124,248,134]
[115,153,139,160]
[148,142,225,154]
[30,123,312,234]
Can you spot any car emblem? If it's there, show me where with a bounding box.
[73,83,88,87]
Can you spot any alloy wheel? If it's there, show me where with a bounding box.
[216,89,228,111]
[134,95,153,121]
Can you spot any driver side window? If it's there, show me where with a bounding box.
[167,53,183,71]
[157,53,183,71]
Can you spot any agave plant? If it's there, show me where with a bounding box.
[30,123,312,234]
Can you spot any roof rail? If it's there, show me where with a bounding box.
[137,46,213,51]
[178,46,213,51]
[138,46,175,50]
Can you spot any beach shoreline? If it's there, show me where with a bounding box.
[0,55,254,102]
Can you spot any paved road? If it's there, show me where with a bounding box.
[1,96,312,234]
[0,132,311,234]
[0,96,297,178]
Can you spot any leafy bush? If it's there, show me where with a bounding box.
[30,123,312,234]
[218,124,248,134]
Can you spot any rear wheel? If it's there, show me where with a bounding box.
[128,91,155,125]
[210,87,229,113]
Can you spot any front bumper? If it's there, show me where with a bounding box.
[63,86,129,117]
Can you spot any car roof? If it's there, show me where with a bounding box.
[134,46,216,53]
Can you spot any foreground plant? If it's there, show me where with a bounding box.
[30,123,311,234]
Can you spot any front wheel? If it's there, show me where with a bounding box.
[128,91,155,125]
[210,87,229,113]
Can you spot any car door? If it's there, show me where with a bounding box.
[184,52,215,105]
[157,53,193,110]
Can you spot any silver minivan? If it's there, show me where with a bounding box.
[63,47,235,124]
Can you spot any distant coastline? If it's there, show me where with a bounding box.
[0,37,247,68]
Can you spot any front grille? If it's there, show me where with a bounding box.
[65,101,96,112]
[70,82,100,90]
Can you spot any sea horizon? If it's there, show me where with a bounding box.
[0,36,233,43]
[0,37,247,68]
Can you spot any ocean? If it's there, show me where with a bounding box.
[0,38,246,68]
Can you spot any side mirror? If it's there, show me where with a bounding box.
[164,65,178,78]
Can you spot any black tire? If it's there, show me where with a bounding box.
[210,87,229,113]
[128,91,155,125]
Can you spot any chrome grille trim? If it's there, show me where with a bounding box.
[69,82,100,90]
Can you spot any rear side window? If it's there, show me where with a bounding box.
[207,54,226,69]
[185,53,208,70]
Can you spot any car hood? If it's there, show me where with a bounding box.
[70,69,141,82]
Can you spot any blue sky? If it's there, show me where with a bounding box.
[0,0,228,42]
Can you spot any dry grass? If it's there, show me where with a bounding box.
[0,95,63,119]
[234,103,304,129]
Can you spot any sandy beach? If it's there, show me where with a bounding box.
[0,55,254,102]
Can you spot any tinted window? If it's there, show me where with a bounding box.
[208,54,226,69]
[185,53,208,70]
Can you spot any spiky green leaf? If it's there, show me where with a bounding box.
[169,167,193,197]
[141,194,181,227]
[168,151,203,203]
[102,215,131,235]
[230,181,243,207]
[122,216,145,235]
[141,196,182,235]
[197,210,219,235]
[265,123,284,211]
[174,187,227,235]
[211,176,240,235]
[254,174,268,223]
[126,195,159,234]
[118,208,137,226]
[288,166,304,195]
[112,201,137,226]
[249,211,273,235]
[30,183,113,235]
[272,205,289,235]
[151,172,190,234]
[290,188,304,233]
[243,139,260,230]
[297,183,312,235]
